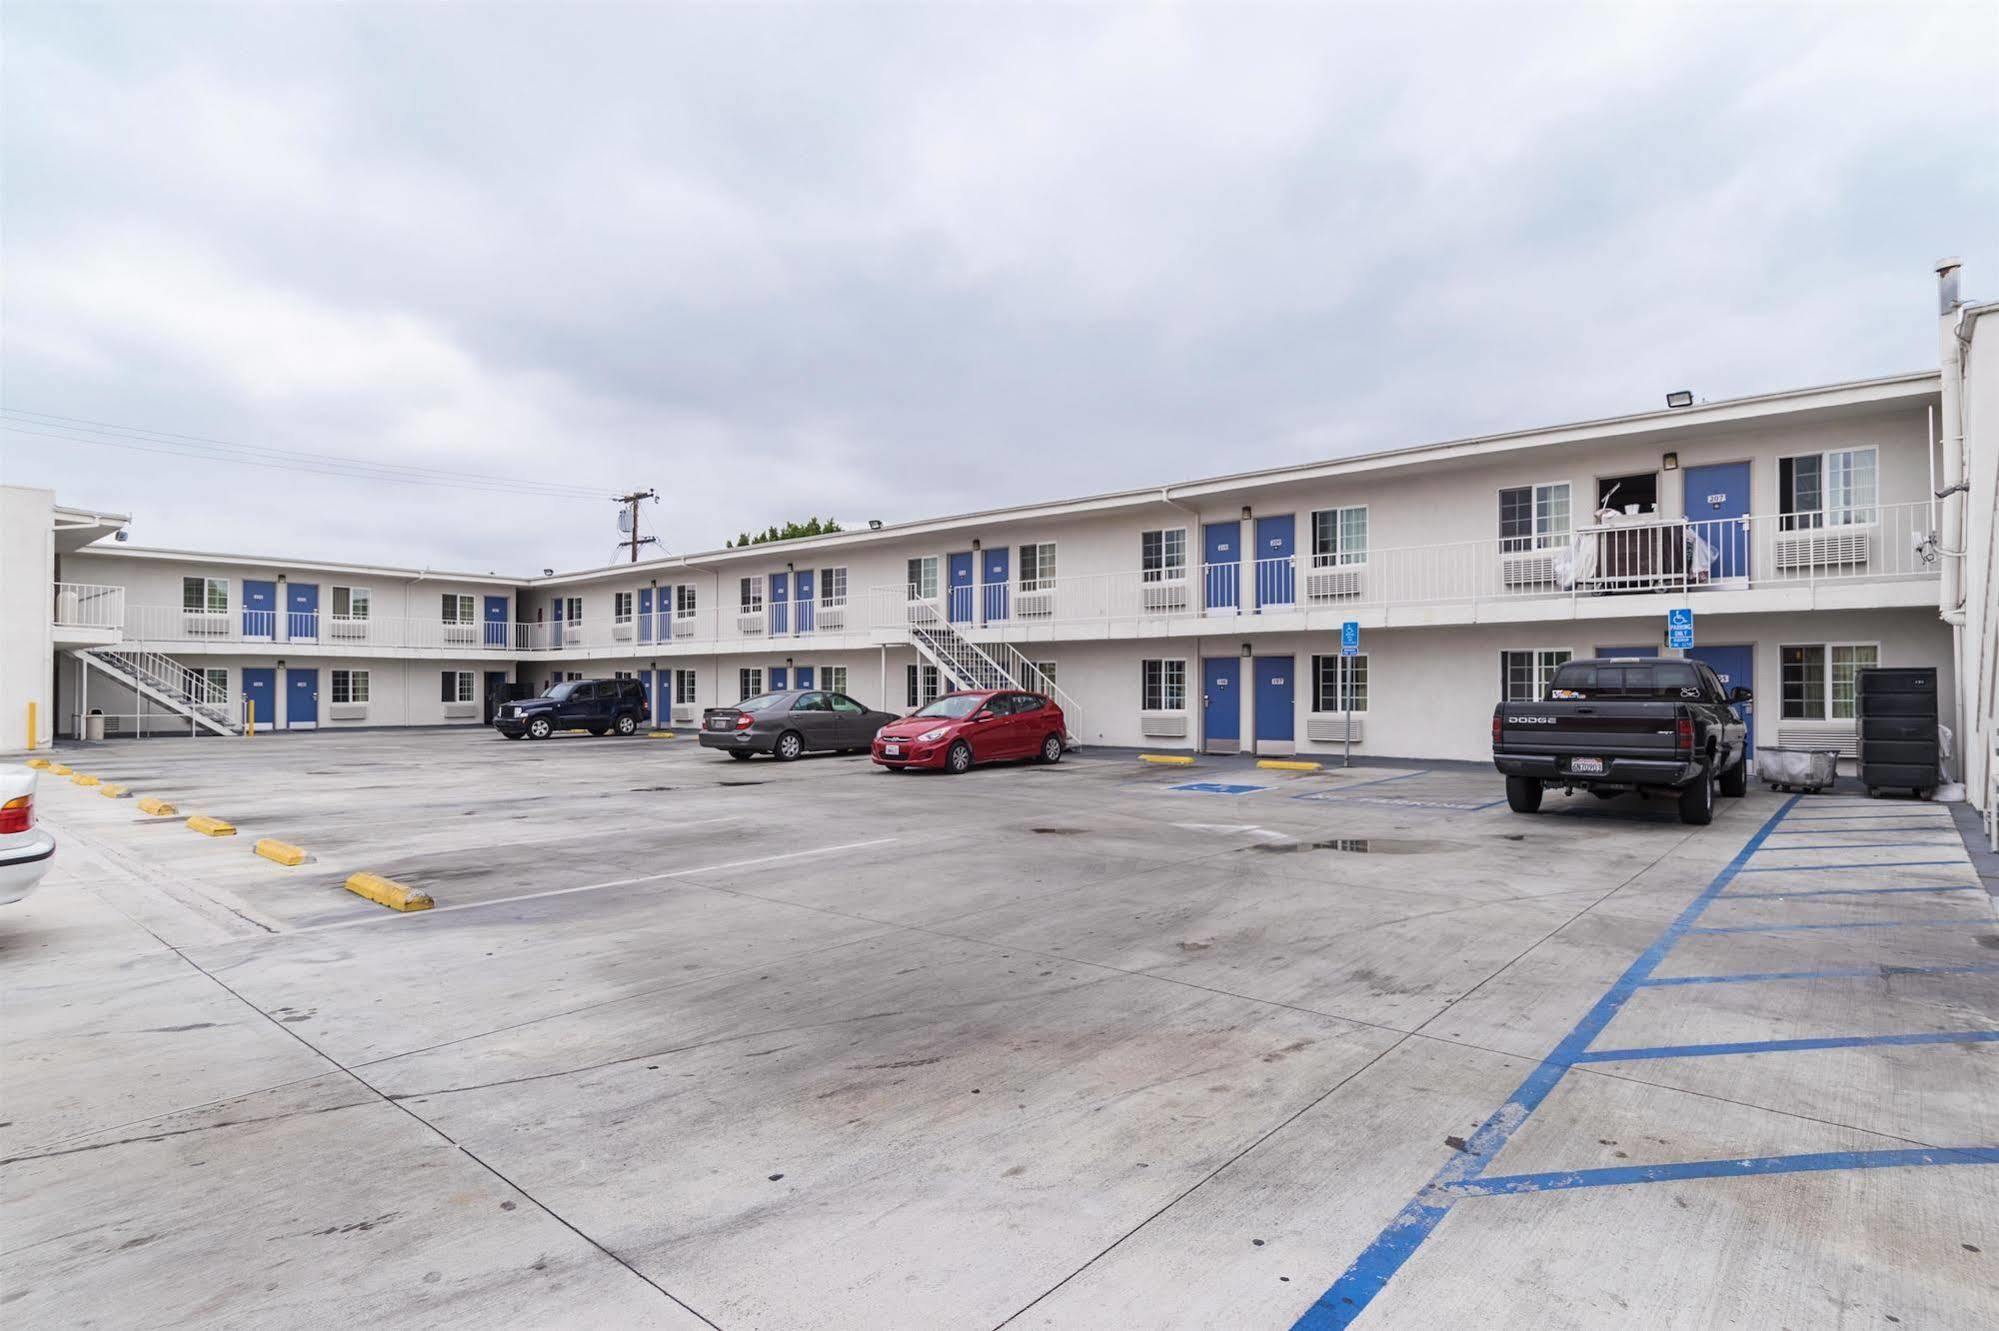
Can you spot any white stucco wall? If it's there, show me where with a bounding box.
[0,487,57,752]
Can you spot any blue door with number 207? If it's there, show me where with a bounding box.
[1684,461,1751,580]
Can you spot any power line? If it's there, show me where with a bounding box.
[0,409,608,500]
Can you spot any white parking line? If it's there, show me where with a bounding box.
[296,837,902,931]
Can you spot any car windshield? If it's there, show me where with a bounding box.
[912,695,986,719]
[542,682,581,701]
[738,693,788,713]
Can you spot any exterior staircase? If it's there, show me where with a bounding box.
[75,648,240,736]
[907,603,1086,745]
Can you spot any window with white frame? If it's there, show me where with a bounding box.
[1500,649,1572,702]
[1141,529,1187,582]
[197,668,228,704]
[674,669,698,704]
[821,665,849,695]
[739,577,764,613]
[1141,658,1187,710]
[331,669,370,704]
[905,662,941,707]
[331,586,371,620]
[1019,542,1057,589]
[1781,643,1878,720]
[906,556,939,601]
[820,568,847,606]
[182,576,227,613]
[1498,484,1572,552]
[676,585,697,618]
[562,596,581,624]
[739,667,764,700]
[612,670,635,680]
[1310,507,1369,566]
[613,591,634,623]
[441,670,474,703]
[1311,654,1369,711]
[441,593,475,624]
[1023,660,1058,691]
[1779,447,1877,530]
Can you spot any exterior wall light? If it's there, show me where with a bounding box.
[1665,391,1694,409]
[1662,452,1680,471]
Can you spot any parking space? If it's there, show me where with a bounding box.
[5,731,1995,1329]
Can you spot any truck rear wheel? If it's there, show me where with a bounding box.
[1719,755,1748,798]
[1678,766,1715,825]
[1505,776,1543,814]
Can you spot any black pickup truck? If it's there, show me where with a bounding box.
[1491,657,1752,825]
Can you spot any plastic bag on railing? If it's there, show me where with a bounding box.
[1550,532,1595,589]
[1686,530,1716,580]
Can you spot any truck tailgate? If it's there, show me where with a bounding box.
[1496,702,1686,757]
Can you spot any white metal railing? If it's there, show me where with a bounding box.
[864,500,1939,632]
[83,648,238,735]
[53,582,125,630]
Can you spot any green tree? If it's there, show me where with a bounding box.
[726,517,843,548]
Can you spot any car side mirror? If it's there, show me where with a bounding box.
[1730,686,1753,703]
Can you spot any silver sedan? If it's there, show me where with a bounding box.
[697,690,901,761]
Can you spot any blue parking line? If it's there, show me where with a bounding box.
[1575,1031,1999,1063]
[1722,884,1984,901]
[1288,794,1801,1330]
[1638,964,1999,987]
[1736,860,1965,873]
[1769,826,1955,835]
[1687,918,1981,935]
[1754,842,1962,852]
[1447,1146,1999,1198]
[1323,769,1429,793]
[1783,815,1956,824]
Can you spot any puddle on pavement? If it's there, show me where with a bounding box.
[1030,827,1086,835]
[715,780,767,787]
[1247,837,1455,855]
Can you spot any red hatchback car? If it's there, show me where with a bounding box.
[872,689,1066,773]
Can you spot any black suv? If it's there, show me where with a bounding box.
[495,678,650,740]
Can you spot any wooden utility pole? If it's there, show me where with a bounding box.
[614,489,659,562]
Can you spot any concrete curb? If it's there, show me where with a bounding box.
[186,815,237,837]
[1139,754,1197,766]
[1257,759,1324,772]
[98,784,130,799]
[137,797,178,816]
[71,773,102,787]
[344,872,433,912]
[254,838,309,866]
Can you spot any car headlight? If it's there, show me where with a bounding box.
[917,727,950,743]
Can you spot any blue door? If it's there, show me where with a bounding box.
[795,666,815,689]
[1690,645,1755,757]
[769,574,789,635]
[287,582,319,639]
[1254,656,1295,744]
[638,588,653,643]
[639,670,654,723]
[287,668,319,729]
[243,580,275,638]
[794,570,815,634]
[1203,658,1240,751]
[484,595,509,649]
[983,546,1010,622]
[1254,515,1295,609]
[242,668,276,731]
[550,597,565,648]
[484,670,509,723]
[656,584,675,641]
[1203,522,1239,612]
[769,667,788,691]
[948,551,976,623]
[1683,461,1751,580]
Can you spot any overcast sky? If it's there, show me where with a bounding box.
[4,2,1994,574]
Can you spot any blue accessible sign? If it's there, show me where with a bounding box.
[1340,621,1361,657]
[1667,606,1694,650]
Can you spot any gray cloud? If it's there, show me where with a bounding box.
[4,2,1994,573]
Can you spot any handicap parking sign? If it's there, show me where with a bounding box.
[1340,621,1360,657]
[1666,607,1693,649]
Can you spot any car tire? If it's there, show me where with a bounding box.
[945,741,973,774]
[1678,765,1715,825]
[1505,775,1542,813]
[728,750,753,761]
[527,716,552,740]
[1719,754,1748,798]
[1038,734,1063,764]
[615,714,638,737]
[774,731,804,762]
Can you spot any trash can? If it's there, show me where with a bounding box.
[85,708,107,741]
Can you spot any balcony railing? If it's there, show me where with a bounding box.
[97,503,1938,655]
[53,582,125,630]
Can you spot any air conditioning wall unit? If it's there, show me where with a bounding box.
[1305,566,1365,601]
[1017,587,1055,619]
[612,620,634,641]
[736,612,765,636]
[183,612,229,636]
[444,622,477,645]
[673,617,695,639]
[1774,529,1871,571]
[329,617,369,640]
[1777,720,1860,758]
[1500,553,1559,589]
[1140,712,1189,738]
[1305,716,1365,744]
[1141,580,1190,613]
[672,705,697,724]
[817,604,846,631]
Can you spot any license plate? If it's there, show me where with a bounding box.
[709,719,729,730]
[884,744,901,756]
[1570,756,1605,775]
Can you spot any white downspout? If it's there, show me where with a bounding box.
[1934,261,1971,796]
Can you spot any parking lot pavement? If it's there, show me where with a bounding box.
[5,732,1995,1329]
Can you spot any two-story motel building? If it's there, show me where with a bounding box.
[6,265,1994,810]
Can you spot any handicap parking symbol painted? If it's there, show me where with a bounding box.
[1170,782,1268,796]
